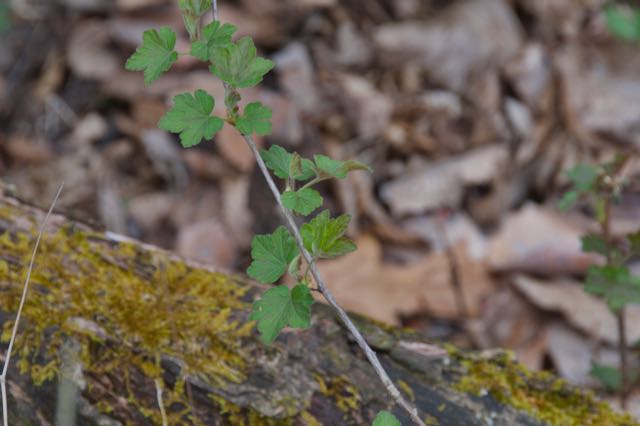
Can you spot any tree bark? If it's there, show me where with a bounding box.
[0,190,633,426]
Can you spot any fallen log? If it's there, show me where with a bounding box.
[0,190,634,425]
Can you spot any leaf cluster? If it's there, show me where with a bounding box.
[261,145,371,216]
[245,145,370,343]
[246,210,358,343]
[125,17,274,148]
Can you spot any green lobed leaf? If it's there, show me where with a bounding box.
[249,284,314,344]
[301,210,356,259]
[628,231,640,254]
[605,5,640,42]
[557,190,579,211]
[179,0,211,16]
[125,27,178,85]
[566,164,599,193]
[210,37,274,88]
[313,155,372,180]
[590,362,622,391]
[281,188,323,216]
[580,234,608,256]
[191,21,237,61]
[247,226,298,284]
[158,89,224,148]
[235,102,273,136]
[372,410,401,426]
[585,265,640,311]
[260,145,315,181]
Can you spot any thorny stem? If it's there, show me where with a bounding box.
[1,183,64,426]
[240,133,426,426]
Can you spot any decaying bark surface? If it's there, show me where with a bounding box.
[0,190,635,426]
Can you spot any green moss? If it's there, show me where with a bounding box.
[0,206,254,423]
[398,379,415,402]
[209,394,293,426]
[451,350,638,426]
[314,373,361,414]
[301,410,322,426]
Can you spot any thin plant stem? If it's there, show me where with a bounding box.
[210,1,423,421]
[617,309,628,408]
[240,133,426,426]
[155,378,168,426]
[1,183,64,426]
[602,194,628,408]
[212,0,218,20]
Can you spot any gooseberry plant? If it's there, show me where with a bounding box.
[126,1,424,424]
[560,154,639,408]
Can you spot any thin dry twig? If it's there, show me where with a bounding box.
[155,378,168,426]
[1,183,64,426]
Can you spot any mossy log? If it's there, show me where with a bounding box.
[0,191,635,426]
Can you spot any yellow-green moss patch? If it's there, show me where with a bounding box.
[314,373,361,414]
[209,393,293,426]
[451,350,637,426]
[0,215,253,423]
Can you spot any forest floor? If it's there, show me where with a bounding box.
[2,0,640,418]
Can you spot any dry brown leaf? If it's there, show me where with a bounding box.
[466,288,547,370]
[334,22,373,68]
[374,0,522,91]
[317,235,494,325]
[512,274,640,346]
[68,21,119,81]
[128,192,174,232]
[546,322,597,386]
[274,42,319,113]
[216,123,261,172]
[488,203,597,275]
[557,44,640,146]
[3,136,53,166]
[182,150,236,181]
[221,177,253,247]
[504,43,551,110]
[335,74,393,140]
[381,145,508,215]
[175,218,237,269]
[97,176,127,234]
[71,113,108,146]
[402,213,487,260]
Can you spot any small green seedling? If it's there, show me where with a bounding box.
[559,154,638,407]
[605,3,640,42]
[126,0,416,424]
